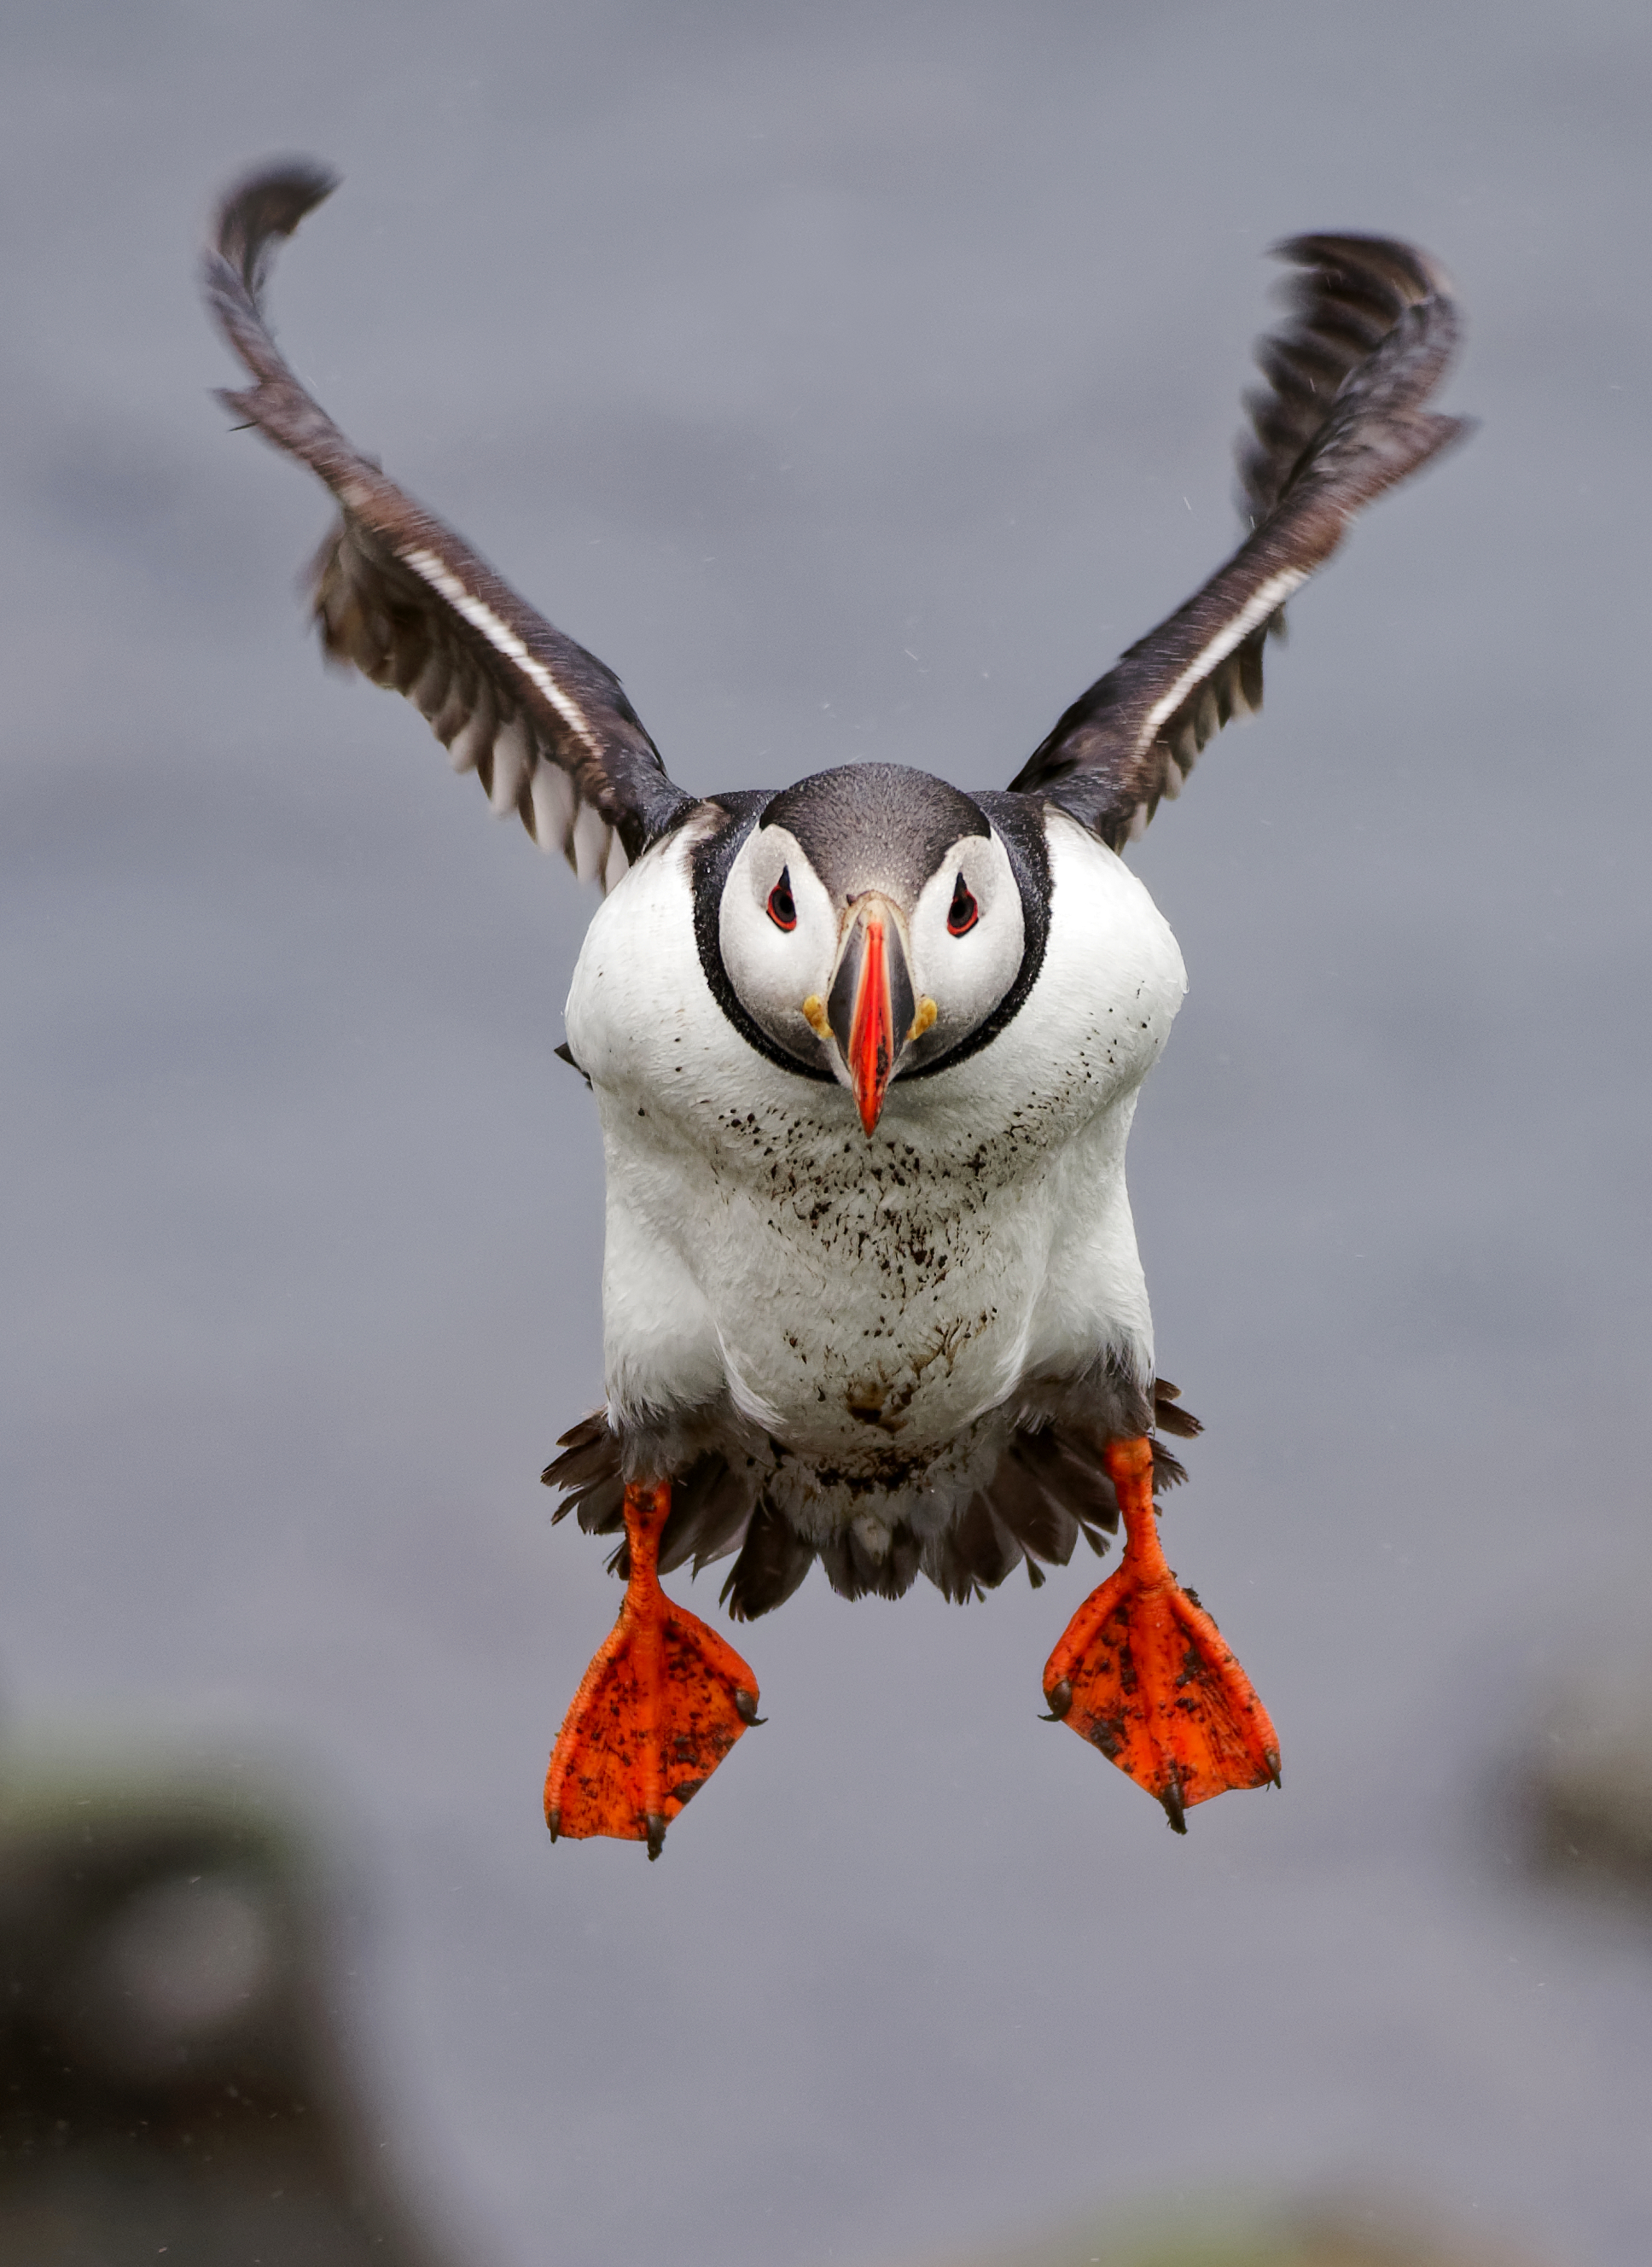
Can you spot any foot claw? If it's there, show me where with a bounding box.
[1043,1436,1280,1827]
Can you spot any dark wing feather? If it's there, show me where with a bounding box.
[1009,234,1473,847]
[720,1500,816,1622]
[203,160,695,885]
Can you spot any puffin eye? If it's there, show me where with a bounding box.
[766,869,798,932]
[946,875,979,936]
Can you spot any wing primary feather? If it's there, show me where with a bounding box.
[1009,231,1472,846]
[530,760,576,859]
[202,160,695,884]
[447,687,497,777]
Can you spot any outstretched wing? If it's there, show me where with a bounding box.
[1009,234,1472,848]
[203,161,695,888]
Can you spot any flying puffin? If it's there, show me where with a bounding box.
[204,163,1469,1853]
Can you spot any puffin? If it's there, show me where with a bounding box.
[203,162,1469,1853]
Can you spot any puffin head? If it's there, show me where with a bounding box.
[717,764,1029,1133]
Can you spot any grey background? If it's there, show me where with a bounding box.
[3,3,1650,2264]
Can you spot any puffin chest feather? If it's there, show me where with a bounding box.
[638,1075,1094,1467]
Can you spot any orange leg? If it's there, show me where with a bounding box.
[544,1480,761,1859]
[1042,1436,1280,1832]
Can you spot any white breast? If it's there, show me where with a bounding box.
[563,807,1186,1516]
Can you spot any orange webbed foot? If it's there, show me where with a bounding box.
[1042,1436,1280,1832]
[544,1480,761,1858]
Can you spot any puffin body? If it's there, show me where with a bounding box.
[566,787,1183,1610]
[202,163,1470,1847]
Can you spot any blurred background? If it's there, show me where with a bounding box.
[3,3,1650,2262]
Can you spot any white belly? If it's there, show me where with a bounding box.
[564,807,1186,1502]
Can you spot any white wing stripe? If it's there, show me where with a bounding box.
[398,545,608,761]
[1136,567,1306,751]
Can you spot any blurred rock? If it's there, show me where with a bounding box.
[1523,1662,1652,1900]
[0,1762,462,2265]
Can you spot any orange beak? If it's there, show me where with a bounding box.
[826,895,915,1135]
[847,913,893,1134]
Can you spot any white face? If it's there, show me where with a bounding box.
[718,819,1027,1086]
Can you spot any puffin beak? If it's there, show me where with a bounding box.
[826,894,916,1135]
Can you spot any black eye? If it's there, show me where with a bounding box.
[767,869,797,931]
[946,874,979,936]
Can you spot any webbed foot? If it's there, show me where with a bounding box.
[1043,1436,1279,1830]
[544,1481,760,1856]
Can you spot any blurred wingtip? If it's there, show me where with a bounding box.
[210,157,340,299]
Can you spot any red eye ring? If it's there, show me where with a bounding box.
[946,877,979,936]
[767,871,798,931]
